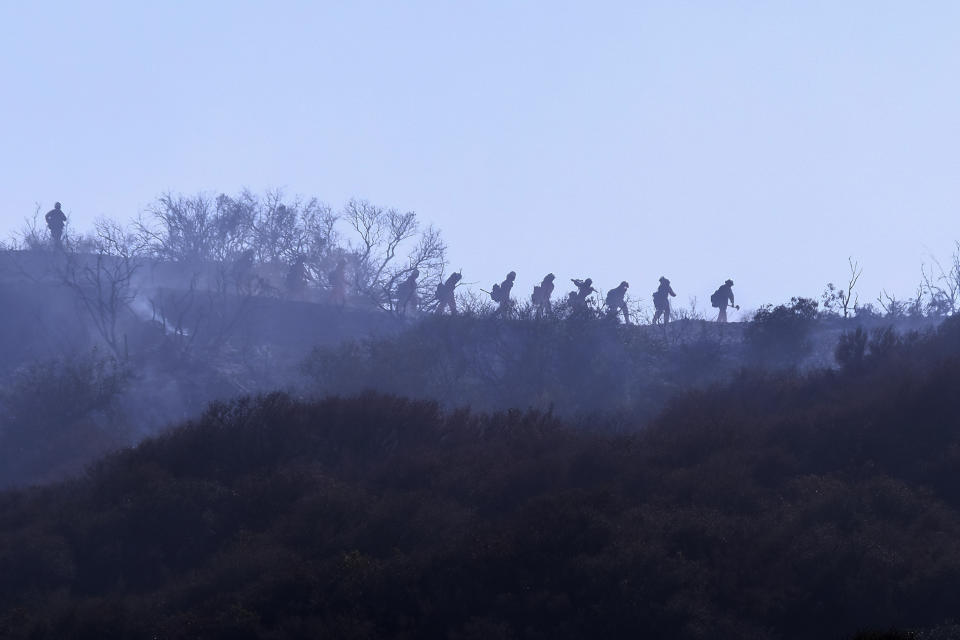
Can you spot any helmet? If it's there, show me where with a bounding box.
[54,202,61,209]
[725,279,734,286]
[583,278,592,287]
[620,281,629,289]
[659,276,668,283]
[507,271,516,280]
[545,273,555,280]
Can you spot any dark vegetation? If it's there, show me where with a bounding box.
[2,318,960,638]
[0,350,130,487]
[4,193,960,636]
[302,313,739,420]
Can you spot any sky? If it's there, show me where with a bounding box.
[2,1,959,312]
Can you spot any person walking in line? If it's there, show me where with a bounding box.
[396,268,420,315]
[531,273,556,317]
[329,258,348,306]
[490,270,516,317]
[606,281,631,324]
[435,271,462,315]
[710,279,738,323]
[652,276,677,325]
[569,277,596,309]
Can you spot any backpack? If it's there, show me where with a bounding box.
[490,283,502,302]
[532,285,542,303]
[710,289,723,308]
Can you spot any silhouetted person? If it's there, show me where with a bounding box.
[531,273,555,316]
[232,249,256,290]
[45,202,66,246]
[710,279,738,323]
[491,270,516,317]
[396,268,420,315]
[606,281,630,323]
[652,276,677,325]
[286,256,309,297]
[329,258,348,306]
[568,277,596,309]
[435,271,461,315]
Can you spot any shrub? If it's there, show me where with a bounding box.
[836,327,868,372]
[745,296,819,364]
[0,349,130,486]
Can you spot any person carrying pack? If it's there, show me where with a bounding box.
[435,271,462,315]
[396,268,420,315]
[531,273,556,317]
[711,279,738,322]
[45,202,67,246]
[491,271,516,317]
[286,256,309,297]
[606,281,630,324]
[329,258,348,306]
[568,277,596,310]
[652,276,677,325]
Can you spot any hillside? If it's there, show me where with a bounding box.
[0,245,947,489]
[2,319,960,638]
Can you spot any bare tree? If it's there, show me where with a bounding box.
[907,284,926,318]
[10,206,54,251]
[302,200,340,276]
[920,242,960,316]
[343,198,447,311]
[877,289,906,318]
[210,190,258,261]
[148,272,252,360]
[823,258,862,318]
[252,190,308,265]
[62,219,145,360]
[137,193,219,263]
[104,190,445,313]
[140,190,344,292]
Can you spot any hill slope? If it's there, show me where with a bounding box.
[3,320,960,638]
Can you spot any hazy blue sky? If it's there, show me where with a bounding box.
[2,1,958,311]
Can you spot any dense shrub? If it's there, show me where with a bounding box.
[745,296,819,364]
[835,326,868,371]
[0,350,131,486]
[3,319,960,637]
[301,314,742,419]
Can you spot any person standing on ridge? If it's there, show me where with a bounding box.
[491,270,516,317]
[568,277,596,310]
[329,258,348,306]
[435,271,462,315]
[285,256,309,297]
[605,281,631,324]
[652,276,677,325]
[710,279,738,322]
[396,268,420,315]
[531,273,555,317]
[45,202,67,246]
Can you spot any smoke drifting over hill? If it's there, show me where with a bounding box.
[2,194,960,638]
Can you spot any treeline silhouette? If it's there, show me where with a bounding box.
[2,191,954,461]
[10,191,960,325]
[3,319,960,638]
